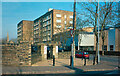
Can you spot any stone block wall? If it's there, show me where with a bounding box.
[31,53,42,64]
[17,42,31,66]
[2,45,19,66]
[58,52,71,59]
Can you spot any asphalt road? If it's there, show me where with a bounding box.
[2,70,120,76]
[89,54,119,62]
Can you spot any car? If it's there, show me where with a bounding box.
[75,52,89,59]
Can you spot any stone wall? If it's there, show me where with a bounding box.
[58,52,71,59]
[31,53,42,64]
[17,42,31,66]
[2,45,19,66]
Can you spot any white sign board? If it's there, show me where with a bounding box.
[56,46,58,53]
[44,46,47,54]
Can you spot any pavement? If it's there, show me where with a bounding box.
[2,59,120,75]
[1,55,120,75]
[2,65,120,75]
[32,58,92,66]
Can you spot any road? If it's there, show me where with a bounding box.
[87,54,119,68]
[89,54,119,62]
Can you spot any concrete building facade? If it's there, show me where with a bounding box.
[17,20,33,43]
[33,9,74,44]
[94,24,120,51]
[52,27,94,51]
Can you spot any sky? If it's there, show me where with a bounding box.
[1,1,119,40]
[2,2,74,40]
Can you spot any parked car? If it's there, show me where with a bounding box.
[75,52,89,59]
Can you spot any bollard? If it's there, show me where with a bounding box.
[84,57,86,66]
[70,56,72,66]
[82,56,83,60]
[53,55,55,66]
[93,56,95,65]
[96,56,98,64]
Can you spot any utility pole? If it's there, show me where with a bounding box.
[71,0,76,68]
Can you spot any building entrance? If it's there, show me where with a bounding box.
[47,45,53,59]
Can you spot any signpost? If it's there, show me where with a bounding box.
[70,0,76,68]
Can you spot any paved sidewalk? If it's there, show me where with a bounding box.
[2,64,119,75]
[32,58,92,66]
[2,58,119,75]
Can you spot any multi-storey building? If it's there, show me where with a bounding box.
[94,23,120,51]
[17,20,33,43]
[33,8,75,44]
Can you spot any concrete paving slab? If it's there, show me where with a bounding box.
[32,58,93,66]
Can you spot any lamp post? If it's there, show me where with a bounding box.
[71,0,76,68]
[98,0,100,63]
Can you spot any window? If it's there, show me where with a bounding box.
[69,21,73,24]
[64,21,66,24]
[56,25,61,28]
[110,45,113,51]
[56,14,61,17]
[56,20,61,23]
[69,15,73,18]
[68,26,73,29]
[64,26,67,30]
[46,26,48,30]
[49,20,51,24]
[64,15,66,18]
[104,45,107,51]
[46,16,48,19]
[48,15,51,19]
[46,21,48,25]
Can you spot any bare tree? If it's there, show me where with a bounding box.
[53,20,72,48]
[77,2,118,61]
[75,16,90,51]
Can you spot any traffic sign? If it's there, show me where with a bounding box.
[70,29,74,36]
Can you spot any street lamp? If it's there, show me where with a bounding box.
[70,0,76,68]
[98,0,100,63]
